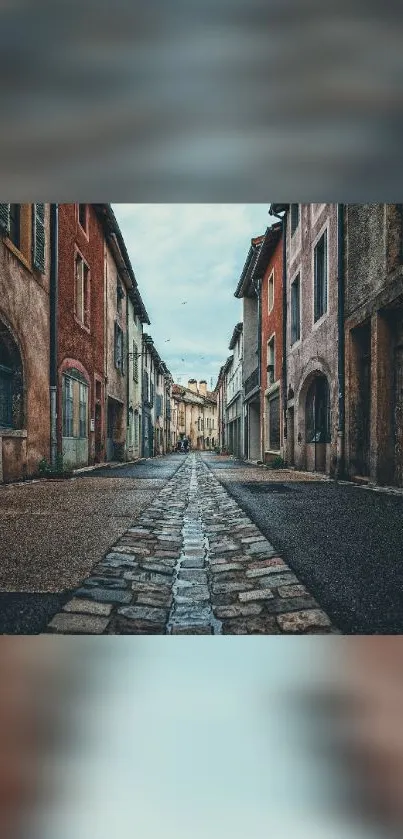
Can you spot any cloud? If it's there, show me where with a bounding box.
[113,204,272,384]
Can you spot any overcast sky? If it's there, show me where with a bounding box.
[113,204,275,388]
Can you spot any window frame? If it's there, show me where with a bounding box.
[268,269,274,313]
[267,334,275,387]
[291,272,301,345]
[77,204,89,237]
[74,251,91,329]
[313,228,328,324]
[290,204,299,236]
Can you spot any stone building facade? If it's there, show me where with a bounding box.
[172,380,217,450]
[344,203,403,486]
[0,203,51,481]
[126,288,150,461]
[235,235,264,461]
[277,203,340,475]
[226,323,243,458]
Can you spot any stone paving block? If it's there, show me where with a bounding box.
[246,557,285,571]
[264,596,319,615]
[209,562,243,574]
[277,585,309,598]
[108,617,165,635]
[211,581,254,595]
[118,605,168,623]
[240,536,267,544]
[181,558,205,568]
[48,613,110,634]
[214,603,262,619]
[258,573,300,589]
[175,586,210,603]
[222,616,279,635]
[277,609,332,633]
[82,577,128,590]
[177,569,208,584]
[136,592,173,609]
[245,542,277,557]
[238,589,275,602]
[104,552,139,565]
[112,545,151,556]
[246,565,288,579]
[154,550,180,559]
[138,562,174,576]
[63,598,113,616]
[75,587,132,605]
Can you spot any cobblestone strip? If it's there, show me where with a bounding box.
[197,456,338,635]
[46,458,192,634]
[166,456,222,635]
[46,453,337,634]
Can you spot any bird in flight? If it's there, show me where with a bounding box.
[182,301,188,305]
[165,339,171,342]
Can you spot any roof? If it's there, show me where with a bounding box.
[94,204,151,325]
[270,204,289,215]
[234,234,264,299]
[172,382,217,405]
[229,322,243,351]
[252,222,283,280]
[142,333,171,377]
[214,355,233,391]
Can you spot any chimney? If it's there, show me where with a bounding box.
[188,379,198,394]
[198,380,207,396]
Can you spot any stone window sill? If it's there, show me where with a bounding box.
[0,428,27,438]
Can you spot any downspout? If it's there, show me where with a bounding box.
[282,213,287,459]
[49,204,58,469]
[336,204,345,479]
[126,293,130,461]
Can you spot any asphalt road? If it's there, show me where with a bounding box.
[0,455,184,634]
[202,455,403,634]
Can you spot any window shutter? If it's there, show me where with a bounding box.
[0,204,10,234]
[114,322,118,369]
[122,330,126,376]
[33,203,46,273]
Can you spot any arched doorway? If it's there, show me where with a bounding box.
[0,321,24,430]
[305,375,330,472]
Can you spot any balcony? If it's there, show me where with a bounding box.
[244,368,259,396]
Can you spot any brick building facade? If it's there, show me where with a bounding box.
[57,204,106,468]
[254,221,283,464]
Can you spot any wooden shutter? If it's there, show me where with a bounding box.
[0,204,10,234]
[33,203,46,273]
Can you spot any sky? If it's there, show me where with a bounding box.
[113,204,276,389]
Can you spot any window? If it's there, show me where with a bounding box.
[117,280,124,315]
[79,382,87,438]
[114,323,124,373]
[75,254,90,327]
[78,204,88,233]
[291,274,301,344]
[0,367,13,427]
[269,394,280,449]
[133,341,138,381]
[268,271,274,312]
[62,374,88,439]
[9,204,20,249]
[306,376,330,443]
[134,414,139,447]
[267,337,275,386]
[62,376,74,437]
[291,204,299,235]
[314,231,328,322]
[32,204,46,272]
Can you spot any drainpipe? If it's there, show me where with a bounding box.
[271,207,288,459]
[126,293,130,461]
[336,204,345,479]
[49,204,58,468]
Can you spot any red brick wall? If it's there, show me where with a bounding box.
[260,236,283,456]
[57,204,105,462]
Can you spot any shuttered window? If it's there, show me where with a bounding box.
[33,203,46,273]
[133,341,138,381]
[291,274,301,344]
[269,394,280,450]
[0,204,10,234]
[314,231,328,322]
[114,323,124,373]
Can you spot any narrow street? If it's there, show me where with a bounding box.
[2,452,403,634]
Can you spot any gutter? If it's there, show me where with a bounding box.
[49,204,58,468]
[337,204,345,478]
[271,206,288,456]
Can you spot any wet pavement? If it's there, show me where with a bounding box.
[46,453,335,635]
[202,454,403,634]
[0,455,183,633]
